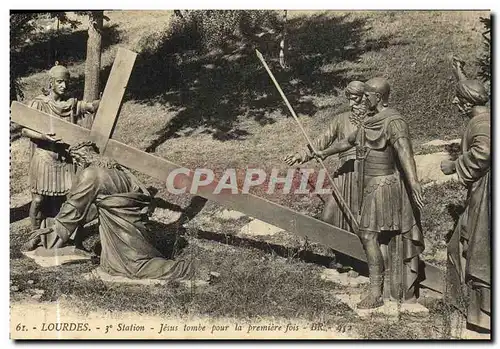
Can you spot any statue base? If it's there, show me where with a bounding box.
[336,293,429,318]
[83,267,210,289]
[320,268,369,287]
[22,246,92,267]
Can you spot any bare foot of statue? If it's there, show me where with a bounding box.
[357,293,384,309]
[22,237,40,252]
[178,271,220,289]
[402,295,417,304]
[179,279,210,288]
[22,226,53,251]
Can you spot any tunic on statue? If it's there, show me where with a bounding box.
[28,95,82,196]
[36,165,194,281]
[357,108,424,300]
[447,111,490,332]
[297,111,360,231]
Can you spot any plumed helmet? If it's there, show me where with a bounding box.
[48,62,70,80]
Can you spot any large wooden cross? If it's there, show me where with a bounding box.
[10,48,444,294]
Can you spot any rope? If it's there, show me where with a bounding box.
[279,10,288,69]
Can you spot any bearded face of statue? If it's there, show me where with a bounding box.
[348,93,363,107]
[69,143,119,170]
[362,91,380,114]
[348,93,366,117]
[76,148,93,168]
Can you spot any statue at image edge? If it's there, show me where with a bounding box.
[22,63,100,231]
[440,57,491,333]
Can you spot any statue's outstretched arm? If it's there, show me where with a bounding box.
[315,129,357,160]
[21,128,61,143]
[452,56,468,81]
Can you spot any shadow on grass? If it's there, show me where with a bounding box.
[444,203,465,242]
[9,122,23,142]
[12,24,121,78]
[10,224,30,260]
[123,12,407,151]
[10,21,121,107]
[193,228,369,276]
[10,202,30,224]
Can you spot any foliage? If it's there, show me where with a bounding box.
[10,12,81,102]
[477,16,491,86]
[10,13,37,101]
[176,10,283,53]
[420,181,466,267]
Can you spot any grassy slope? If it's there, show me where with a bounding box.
[10,11,482,336]
[11,9,482,244]
[122,10,485,160]
[10,217,455,339]
[10,215,355,324]
[10,9,484,237]
[13,10,487,190]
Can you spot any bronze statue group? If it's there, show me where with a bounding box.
[19,57,490,334]
[285,58,490,333]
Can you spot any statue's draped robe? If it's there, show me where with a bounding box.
[358,108,424,300]
[39,165,194,281]
[298,112,359,232]
[28,95,85,196]
[447,111,490,331]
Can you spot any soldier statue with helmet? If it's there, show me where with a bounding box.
[21,63,100,231]
[313,77,425,309]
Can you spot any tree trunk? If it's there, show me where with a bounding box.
[279,10,288,69]
[82,11,103,128]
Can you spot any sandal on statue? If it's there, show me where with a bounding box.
[22,238,40,252]
[357,293,384,309]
